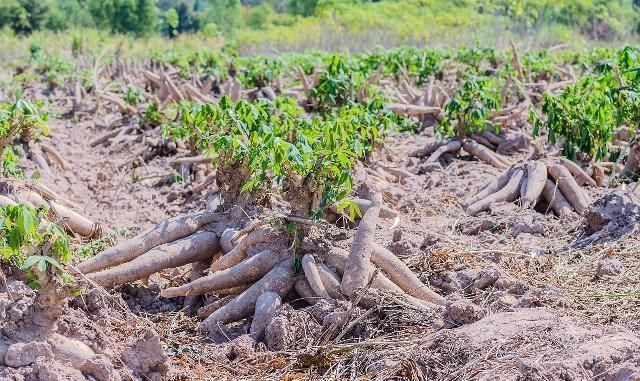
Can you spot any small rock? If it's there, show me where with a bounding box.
[490,293,519,310]
[265,305,321,351]
[446,298,485,325]
[471,267,501,291]
[227,334,256,359]
[596,258,625,277]
[307,299,337,322]
[123,329,169,378]
[80,355,121,381]
[512,214,545,236]
[461,218,497,235]
[586,192,640,233]
[430,268,480,294]
[492,275,516,291]
[33,358,86,381]
[206,193,222,211]
[386,240,416,258]
[516,287,572,309]
[578,191,640,247]
[4,341,54,367]
[166,191,180,203]
[418,162,443,173]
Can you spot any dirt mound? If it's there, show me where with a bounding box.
[0,277,172,381]
[368,309,640,380]
[577,191,640,247]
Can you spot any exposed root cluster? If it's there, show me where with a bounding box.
[464,157,610,216]
[77,211,219,285]
[76,194,445,344]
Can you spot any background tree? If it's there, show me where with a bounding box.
[87,0,155,35]
[247,2,275,29]
[288,0,318,16]
[165,7,179,36]
[201,0,242,35]
[0,0,53,34]
[135,0,157,35]
[177,2,200,32]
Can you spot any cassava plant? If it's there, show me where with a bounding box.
[310,55,363,111]
[80,92,446,342]
[0,203,72,288]
[0,99,50,177]
[0,201,121,373]
[412,76,513,169]
[531,46,640,177]
[166,95,397,218]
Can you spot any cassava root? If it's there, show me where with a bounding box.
[78,211,217,274]
[465,158,596,216]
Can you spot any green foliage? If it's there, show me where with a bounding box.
[167,96,399,216]
[71,31,83,57]
[382,47,446,83]
[201,22,219,37]
[77,229,122,259]
[0,0,637,46]
[487,0,637,37]
[0,204,72,287]
[237,56,283,88]
[438,76,500,137]
[1,147,24,178]
[289,0,319,16]
[165,8,180,37]
[532,46,640,161]
[0,99,48,177]
[0,99,48,143]
[454,46,500,71]
[0,0,52,34]
[142,102,164,127]
[87,0,157,35]
[311,55,358,110]
[32,52,74,88]
[123,86,142,105]
[335,198,362,222]
[247,3,276,30]
[161,49,231,79]
[201,0,242,35]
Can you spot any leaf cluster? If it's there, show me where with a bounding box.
[0,203,72,288]
[167,96,398,217]
[438,76,500,137]
[532,47,640,161]
[0,99,48,177]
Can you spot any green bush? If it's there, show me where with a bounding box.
[532,46,640,161]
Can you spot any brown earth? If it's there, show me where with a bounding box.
[1,103,640,380]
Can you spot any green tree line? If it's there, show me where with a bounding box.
[0,0,330,36]
[0,0,638,39]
